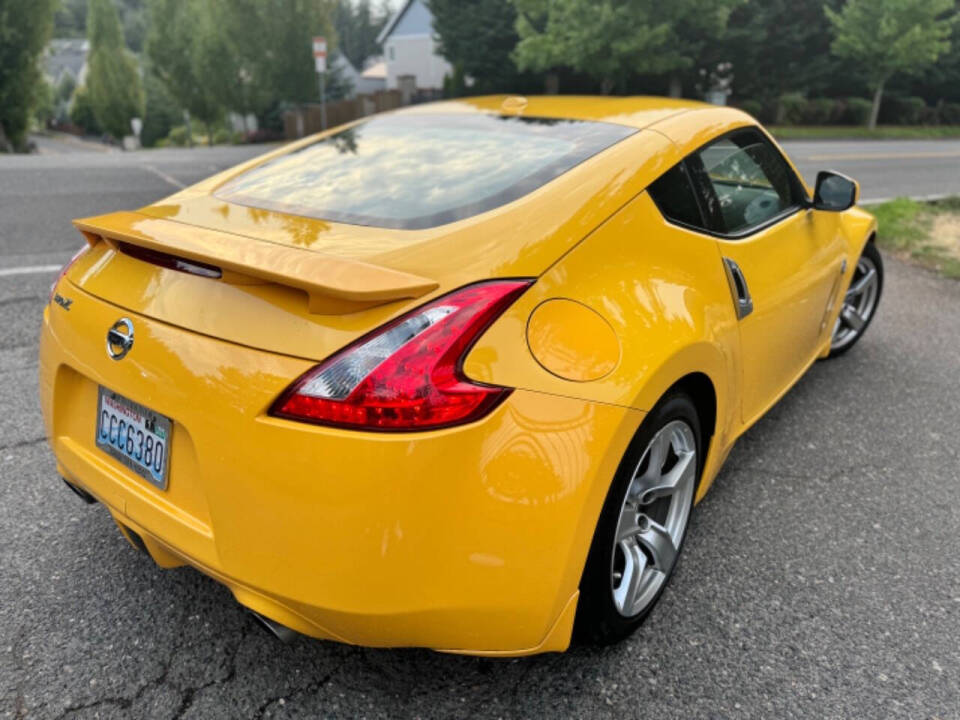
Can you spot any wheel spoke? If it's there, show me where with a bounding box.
[841,305,865,332]
[616,509,643,542]
[846,268,876,300]
[636,450,695,504]
[637,517,677,572]
[614,537,647,613]
[645,429,670,475]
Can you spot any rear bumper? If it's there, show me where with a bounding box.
[39,283,644,655]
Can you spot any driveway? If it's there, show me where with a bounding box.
[1,143,958,718]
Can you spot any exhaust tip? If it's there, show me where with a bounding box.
[247,610,298,643]
[62,478,97,504]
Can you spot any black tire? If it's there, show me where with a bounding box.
[827,241,883,359]
[573,392,702,646]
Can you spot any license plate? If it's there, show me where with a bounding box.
[95,387,172,490]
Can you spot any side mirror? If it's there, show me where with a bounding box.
[813,170,859,212]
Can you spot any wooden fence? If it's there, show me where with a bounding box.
[282,90,404,139]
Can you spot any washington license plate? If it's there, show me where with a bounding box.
[95,387,172,490]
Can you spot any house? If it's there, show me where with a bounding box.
[331,53,385,97]
[376,0,451,95]
[358,59,387,95]
[43,39,89,87]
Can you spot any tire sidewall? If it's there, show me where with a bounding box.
[574,392,703,645]
[828,241,883,359]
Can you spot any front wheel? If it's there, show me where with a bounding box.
[574,392,701,646]
[828,241,883,357]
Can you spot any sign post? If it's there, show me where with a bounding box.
[313,36,328,131]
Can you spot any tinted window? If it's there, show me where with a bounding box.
[695,131,802,234]
[216,114,636,230]
[648,163,704,229]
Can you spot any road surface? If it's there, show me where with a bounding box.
[1,140,959,718]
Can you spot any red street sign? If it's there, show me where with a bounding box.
[313,36,327,73]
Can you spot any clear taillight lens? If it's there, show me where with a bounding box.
[271,279,533,431]
[49,244,90,304]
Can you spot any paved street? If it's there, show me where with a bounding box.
[1,139,959,718]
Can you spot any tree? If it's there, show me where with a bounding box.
[826,0,956,129]
[511,0,742,95]
[333,0,389,70]
[147,0,229,146]
[0,0,56,151]
[214,0,337,123]
[429,0,539,94]
[86,0,144,140]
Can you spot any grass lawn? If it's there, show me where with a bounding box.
[868,197,960,279]
[770,126,960,140]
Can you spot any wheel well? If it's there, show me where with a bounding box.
[667,373,716,457]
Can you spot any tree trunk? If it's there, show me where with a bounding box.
[183,110,193,148]
[205,121,213,147]
[601,78,614,95]
[668,75,682,98]
[868,78,886,130]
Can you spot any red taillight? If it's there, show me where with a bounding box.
[49,244,90,304]
[271,279,533,431]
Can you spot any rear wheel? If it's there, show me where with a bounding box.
[828,241,883,357]
[574,393,701,645]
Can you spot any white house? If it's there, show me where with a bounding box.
[376,0,451,93]
[43,39,89,86]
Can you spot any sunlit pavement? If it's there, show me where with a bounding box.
[1,143,958,718]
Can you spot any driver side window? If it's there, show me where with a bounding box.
[692,131,803,235]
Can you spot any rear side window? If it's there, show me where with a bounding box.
[215,114,636,230]
[648,163,704,229]
[693,130,803,234]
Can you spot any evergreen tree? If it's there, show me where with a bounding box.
[85,0,144,141]
[0,0,56,150]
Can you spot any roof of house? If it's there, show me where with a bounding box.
[361,62,387,80]
[44,39,89,83]
[376,0,417,44]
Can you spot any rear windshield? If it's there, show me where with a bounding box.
[215,114,635,230]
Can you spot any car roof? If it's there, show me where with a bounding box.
[392,95,738,132]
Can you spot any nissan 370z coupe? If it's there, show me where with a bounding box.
[40,96,882,655]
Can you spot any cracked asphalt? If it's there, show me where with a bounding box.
[2,142,960,719]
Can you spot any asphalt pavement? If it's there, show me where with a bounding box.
[1,137,959,718]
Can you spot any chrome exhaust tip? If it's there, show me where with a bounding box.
[247,610,298,643]
[62,478,97,504]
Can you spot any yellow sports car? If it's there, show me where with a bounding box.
[40,96,882,655]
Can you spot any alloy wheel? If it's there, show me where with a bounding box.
[831,254,880,352]
[610,420,696,617]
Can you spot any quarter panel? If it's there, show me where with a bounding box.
[464,191,741,478]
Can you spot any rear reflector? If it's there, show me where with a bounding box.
[271,280,533,431]
[49,245,90,304]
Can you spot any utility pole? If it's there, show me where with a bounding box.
[313,36,328,131]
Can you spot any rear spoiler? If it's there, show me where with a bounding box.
[73,212,438,314]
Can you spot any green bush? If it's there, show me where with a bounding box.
[212,127,235,145]
[835,97,873,126]
[803,98,836,125]
[69,85,102,134]
[140,72,181,148]
[776,92,807,125]
[735,99,763,119]
[940,103,960,125]
[165,124,192,146]
[880,96,927,125]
